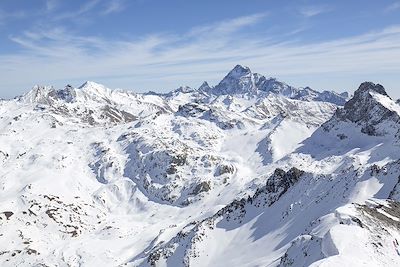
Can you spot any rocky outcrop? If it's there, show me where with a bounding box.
[146,167,306,265]
[265,168,304,195]
[191,182,211,195]
[324,82,400,136]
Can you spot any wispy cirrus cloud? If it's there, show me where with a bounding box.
[1,13,400,98]
[102,0,126,15]
[0,9,26,25]
[385,1,400,12]
[188,13,267,37]
[45,0,59,11]
[9,27,107,58]
[55,0,101,20]
[299,5,332,17]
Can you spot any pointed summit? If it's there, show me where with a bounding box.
[226,64,252,78]
[208,65,348,105]
[213,65,257,95]
[79,81,106,90]
[19,85,55,104]
[354,82,388,97]
[343,82,390,114]
[198,81,211,92]
[17,84,78,104]
[78,81,111,99]
[328,82,399,136]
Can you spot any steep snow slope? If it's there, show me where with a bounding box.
[0,66,398,267]
[140,82,400,267]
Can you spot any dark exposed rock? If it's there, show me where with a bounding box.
[100,105,136,123]
[217,167,305,219]
[0,150,9,160]
[177,103,208,117]
[351,217,364,228]
[171,154,187,166]
[324,82,400,136]
[357,200,400,229]
[166,154,187,175]
[2,211,14,220]
[166,165,177,175]
[354,82,388,96]
[26,248,38,255]
[212,65,257,95]
[198,81,211,92]
[314,90,348,106]
[265,167,304,194]
[192,182,211,195]
[388,173,400,200]
[48,85,77,103]
[215,164,235,176]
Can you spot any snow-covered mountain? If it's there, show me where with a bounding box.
[206,65,348,105]
[144,81,400,266]
[0,66,399,267]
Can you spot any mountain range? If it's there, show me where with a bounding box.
[0,65,399,266]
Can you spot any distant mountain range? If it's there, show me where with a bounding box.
[164,65,349,105]
[0,66,399,266]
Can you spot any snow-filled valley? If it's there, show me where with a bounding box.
[1,65,400,267]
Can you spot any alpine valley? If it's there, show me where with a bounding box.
[1,65,400,267]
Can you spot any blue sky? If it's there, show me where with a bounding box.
[0,0,400,99]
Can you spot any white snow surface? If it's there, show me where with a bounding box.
[0,69,399,267]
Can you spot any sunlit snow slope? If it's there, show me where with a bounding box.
[1,66,399,267]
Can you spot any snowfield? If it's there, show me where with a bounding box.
[0,65,399,267]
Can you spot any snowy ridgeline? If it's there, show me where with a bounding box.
[0,66,400,266]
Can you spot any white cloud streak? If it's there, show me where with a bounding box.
[55,0,101,20]
[0,9,26,25]
[1,13,400,98]
[385,2,400,12]
[299,6,331,17]
[102,0,126,15]
[46,0,59,11]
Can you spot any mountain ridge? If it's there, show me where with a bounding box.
[15,65,349,106]
[141,80,400,266]
[0,67,399,267]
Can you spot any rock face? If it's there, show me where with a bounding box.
[191,181,211,195]
[314,90,348,106]
[265,167,304,194]
[325,82,400,136]
[212,65,258,95]
[198,81,211,92]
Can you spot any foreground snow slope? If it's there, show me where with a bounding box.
[0,66,399,266]
[141,82,400,267]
